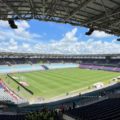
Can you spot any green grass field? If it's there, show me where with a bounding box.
[2,68,120,101]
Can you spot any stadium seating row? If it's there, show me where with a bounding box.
[65,98,120,120]
[0,81,27,105]
[80,64,120,72]
[0,108,63,120]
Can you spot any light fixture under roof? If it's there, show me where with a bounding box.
[8,19,18,29]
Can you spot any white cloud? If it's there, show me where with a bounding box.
[0,21,9,28]
[0,20,42,52]
[29,28,120,54]
[91,30,112,38]
[0,22,119,54]
[16,20,30,29]
[0,20,41,41]
[22,43,30,49]
[62,28,78,42]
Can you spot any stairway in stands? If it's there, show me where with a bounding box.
[41,65,49,70]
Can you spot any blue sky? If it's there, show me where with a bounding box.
[0,19,119,54]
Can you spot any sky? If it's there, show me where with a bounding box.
[0,19,119,54]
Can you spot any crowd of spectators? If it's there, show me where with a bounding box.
[25,108,63,120]
[0,58,74,65]
[24,102,76,120]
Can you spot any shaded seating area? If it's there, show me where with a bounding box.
[80,64,120,72]
[0,113,25,120]
[65,98,120,120]
[25,108,63,120]
[0,108,63,120]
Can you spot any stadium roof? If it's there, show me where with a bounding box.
[0,0,120,36]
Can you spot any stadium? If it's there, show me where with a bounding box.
[0,52,120,120]
[0,0,120,120]
[1,53,120,103]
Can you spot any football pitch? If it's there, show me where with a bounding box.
[2,68,120,101]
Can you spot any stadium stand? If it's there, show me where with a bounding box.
[0,53,120,120]
[0,80,28,105]
[0,113,26,120]
[0,81,17,103]
[0,109,63,120]
[0,53,120,67]
[65,98,120,120]
[0,81,119,120]
[80,64,120,72]
[0,84,120,120]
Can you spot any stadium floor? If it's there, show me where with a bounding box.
[1,68,120,102]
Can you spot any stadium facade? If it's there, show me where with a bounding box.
[1,52,120,64]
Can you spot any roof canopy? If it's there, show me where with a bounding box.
[0,0,120,36]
